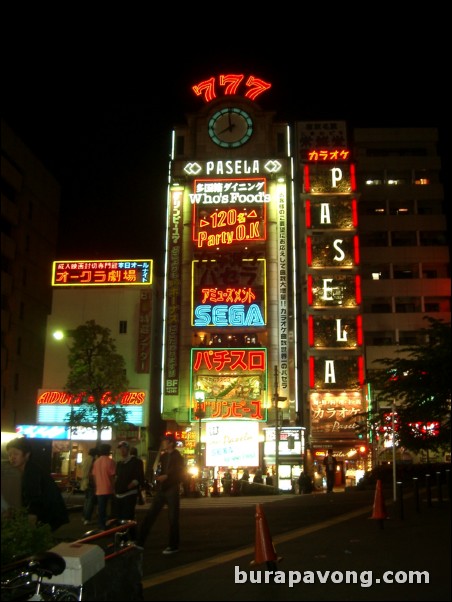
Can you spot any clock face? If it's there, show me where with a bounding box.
[208,108,253,148]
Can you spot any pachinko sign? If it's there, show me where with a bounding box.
[191,348,267,421]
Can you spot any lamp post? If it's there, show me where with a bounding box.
[194,387,206,475]
[53,328,74,478]
[392,402,397,501]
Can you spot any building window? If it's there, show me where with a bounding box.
[364,331,395,345]
[389,200,414,215]
[419,231,447,246]
[364,178,383,186]
[360,231,388,247]
[358,201,387,215]
[414,169,431,185]
[361,265,390,280]
[390,231,417,246]
[393,264,418,279]
[395,297,421,313]
[424,297,451,312]
[364,298,392,313]
[417,200,443,215]
[119,320,127,334]
[398,331,421,345]
[421,263,450,278]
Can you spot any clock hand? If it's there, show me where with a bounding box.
[218,122,236,135]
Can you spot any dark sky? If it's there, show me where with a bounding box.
[3,52,448,276]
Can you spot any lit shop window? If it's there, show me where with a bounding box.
[414,178,429,185]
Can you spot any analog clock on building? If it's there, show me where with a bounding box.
[208,107,253,148]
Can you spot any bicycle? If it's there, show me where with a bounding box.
[1,550,81,601]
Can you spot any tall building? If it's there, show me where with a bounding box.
[1,120,60,430]
[354,127,450,464]
[296,123,450,476]
[161,74,301,489]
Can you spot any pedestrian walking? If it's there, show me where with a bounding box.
[221,470,232,494]
[80,447,98,525]
[91,443,116,530]
[323,449,338,493]
[135,434,184,554]
[114,441,144,537]
[6,437,69,531]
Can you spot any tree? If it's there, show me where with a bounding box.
[368,317,451,456]
[64,320,130,445]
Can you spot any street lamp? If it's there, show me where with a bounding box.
[194,386,206,474]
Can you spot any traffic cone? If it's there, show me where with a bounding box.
[371,479,388,527]
[251,504,282,567]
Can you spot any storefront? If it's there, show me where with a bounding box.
[263,426,305,491]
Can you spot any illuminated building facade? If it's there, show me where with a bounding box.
[33,258,162,475]
[162,75,300,487]
[296,124,450,475]
[296,122,366,481]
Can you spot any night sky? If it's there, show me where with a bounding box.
[3,50,448,276]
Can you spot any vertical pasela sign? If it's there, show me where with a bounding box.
[303,149,365,443]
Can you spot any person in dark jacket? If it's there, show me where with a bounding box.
[129,446,146,505]
[323,449,338,493]
[135,434,184,554]
[114,441,144,537]
[6,437,69,531]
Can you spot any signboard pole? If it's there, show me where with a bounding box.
[274,365,279,490]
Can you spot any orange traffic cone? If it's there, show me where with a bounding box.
[371,479,388,527]
[251,504,282,567]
